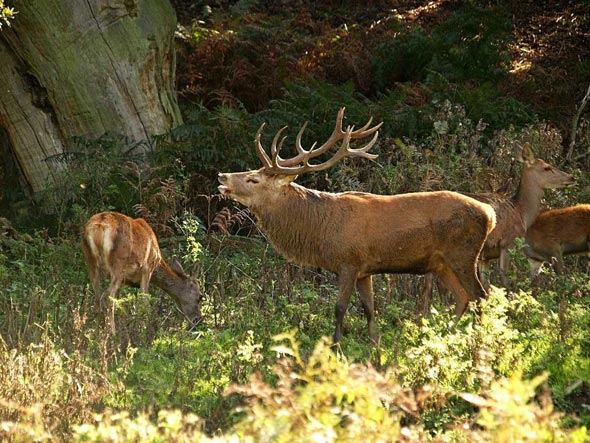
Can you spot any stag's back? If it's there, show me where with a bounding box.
[82,211,162,285]
[258,187,495,275]
[350,190,496,274]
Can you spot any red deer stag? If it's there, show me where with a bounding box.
[218,108,497,344]
[524,204,590,277]
[422,143,574,305]
[82,211,202,333]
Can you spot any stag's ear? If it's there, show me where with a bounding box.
[275,174,298,186]
[516,142,535,164]
[169,256,186,275]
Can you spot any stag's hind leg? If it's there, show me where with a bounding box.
[434,258,486,317]
[333,269,358,344]
[357,276,378,344]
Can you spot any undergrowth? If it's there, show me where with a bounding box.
[2,1,590,440]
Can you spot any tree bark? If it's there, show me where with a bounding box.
[0,0,182,195]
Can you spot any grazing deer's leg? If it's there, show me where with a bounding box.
[140,271,151,294]
[333,270,357,344]
[105,276,123,334]
[356,276,378,344]
[82,240,102,303]
[87,263,102,307]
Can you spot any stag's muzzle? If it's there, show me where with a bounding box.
[218,173,229,195]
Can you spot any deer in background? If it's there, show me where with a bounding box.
[218,108,496,344]
[82,211,203,333]
[421,143,574,306]
[524,204,590,278]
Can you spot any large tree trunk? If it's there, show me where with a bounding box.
[0,0,182,196]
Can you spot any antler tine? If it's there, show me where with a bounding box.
[350,117,383,139]
[289,127,380,175]
[272,122,313,167]
[270,126,288,162]
[255,123,273,169]
[256,108,381,175]
[352,129,380,159]
[276,108,355,167]
[303,108,381,158]
[295,122,310,155]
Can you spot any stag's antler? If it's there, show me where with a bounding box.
[255,108,382,175]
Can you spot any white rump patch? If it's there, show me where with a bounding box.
[101,226,114,267]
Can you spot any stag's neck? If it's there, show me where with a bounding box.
[250,184,336,269]
[513,174,546,229]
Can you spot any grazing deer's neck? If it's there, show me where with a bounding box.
[152,261,181,294]
[513,173,546,229]
[252,184,337,269]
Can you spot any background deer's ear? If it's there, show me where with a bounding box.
[516,142,535,164]
[191,260,201,276]
[169,256,186,275]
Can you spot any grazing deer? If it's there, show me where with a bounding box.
[524,204,590,277]
[421,143,574,305]
[82,211,202,333]
[218,108,497,344]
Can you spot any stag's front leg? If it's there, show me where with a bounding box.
[477,259,490,290]
[498,250,511,288]
[333,270,357,344]
[421,273,435,315]
[357,275,379,344]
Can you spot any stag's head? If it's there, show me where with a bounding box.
[518,143,575,189]
[218,108,382,207]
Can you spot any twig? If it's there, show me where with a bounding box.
[567,82,590,162]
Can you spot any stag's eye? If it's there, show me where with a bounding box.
[246,177,260,184]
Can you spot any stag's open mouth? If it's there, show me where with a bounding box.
[218,173,230,196]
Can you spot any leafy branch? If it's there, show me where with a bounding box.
[0,0,16,29]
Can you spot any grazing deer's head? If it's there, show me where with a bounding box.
[82,212,203,333]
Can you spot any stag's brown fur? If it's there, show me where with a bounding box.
[82,212,202,332]
[219,109,499,344]
[524,204,590,277]
[219,171,496,344]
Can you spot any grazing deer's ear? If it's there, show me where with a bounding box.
[191,260,201,276]
[169,256,186,275]
[516,142,535,164]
